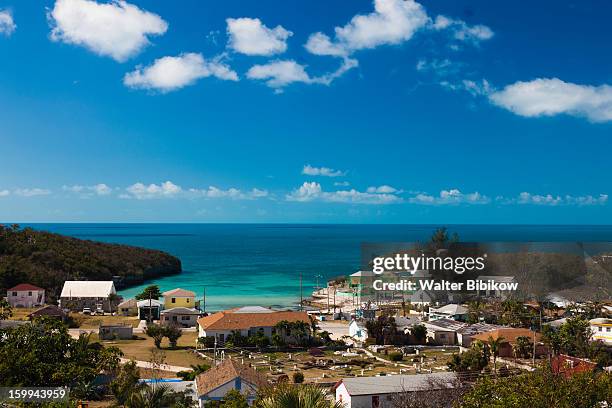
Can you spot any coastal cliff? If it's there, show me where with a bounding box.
[0,224,181,299]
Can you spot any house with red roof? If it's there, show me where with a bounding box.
[6,283,45,308]
[551,354,596,378]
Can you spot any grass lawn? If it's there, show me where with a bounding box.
[9,307,36,320]
[72,313,141,328]
[103,331,205,368]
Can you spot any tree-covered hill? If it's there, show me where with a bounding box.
[0,224,181,300]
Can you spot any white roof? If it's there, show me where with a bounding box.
[339,372,457,395]
[60,281,116,298]
[430,304,468,315]
[137,299,162,308]
[162,307,201,315]
[231,306,274,314]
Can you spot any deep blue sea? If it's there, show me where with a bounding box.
[23,224,612,310]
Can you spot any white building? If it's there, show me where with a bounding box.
[428,304,468,321]
[423,318,467,345]
[349,320,368,343]
[334,372,458,408]
[6,283,45,308]
[59,281,116,312]
[161,307,201,327]
[590,318,612,345]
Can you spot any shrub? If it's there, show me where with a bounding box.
[389,352,403,362]
[292,371,305,384]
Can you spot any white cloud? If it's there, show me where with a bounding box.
[286,182,401,204]
[0,190,9,197]
[247,58,357,90]
[122,181,268,200]
[0,10,16,36]
[123,181,181,199]
[489,78,612,122]
[516,192,608,206]
[334,181,350,187]
[305,0,429,56]
[124,53,238,92]
[14,188,52,197]
[188,187,269,200]
[409,189,490,205]
[226,17,292,56]
[302,164,346,177]
[247,60,310,88]
[63,183,112,197]
[48,0,168,62]
[367,185,398,194]
[433,15,493,44]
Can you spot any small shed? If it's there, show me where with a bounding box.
[99,324,134,340]
[117,298,138,316]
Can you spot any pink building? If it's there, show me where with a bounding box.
[7,283,45,308]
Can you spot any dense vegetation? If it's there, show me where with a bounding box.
[0,224,181,300]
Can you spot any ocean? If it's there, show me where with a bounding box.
[24,224,612,310]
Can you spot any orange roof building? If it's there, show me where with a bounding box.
[195,358,268,405]
[471,328,547,358]
[197,306,310,344]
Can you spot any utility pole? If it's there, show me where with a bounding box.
[299,271,303,311]
[202,287,206,314]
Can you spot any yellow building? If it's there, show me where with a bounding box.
[590,318,612,346]
[162,288,196,309]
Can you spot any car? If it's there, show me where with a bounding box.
[82,307,92,315]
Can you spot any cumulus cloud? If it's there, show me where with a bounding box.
[302,164,346,177]
[48,0,168,62]
[124,53,238,92]
[286,182,402,204]
[226,17,292,56]
[0,190,10,197]
[409,189,490,205]
[515,192,608,206]
[433,15,493,44]
[188,187,269,200]
[247,58,357,90]
[0,10,16,36]
[367,185,398,194]
[63,183,112,197]
[489,78,612,123]
[123,181,181,199]
[121,181,268,200]
[14,188,52,197]
[305,0,429,57]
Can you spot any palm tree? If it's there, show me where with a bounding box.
[126,384,175,408]
[487,335,504,377]
[257,384,344,408]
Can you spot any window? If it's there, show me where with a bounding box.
[186,298,190,303]
[12,292,17,296]
[28,291,32,296]
[172,298,176,303]
[599,327,603,332]
[607,327,611,332]
[372,395,380,408]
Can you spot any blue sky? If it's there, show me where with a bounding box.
[0,0,611,224]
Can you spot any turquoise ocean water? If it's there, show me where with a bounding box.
[25,224,612,310]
